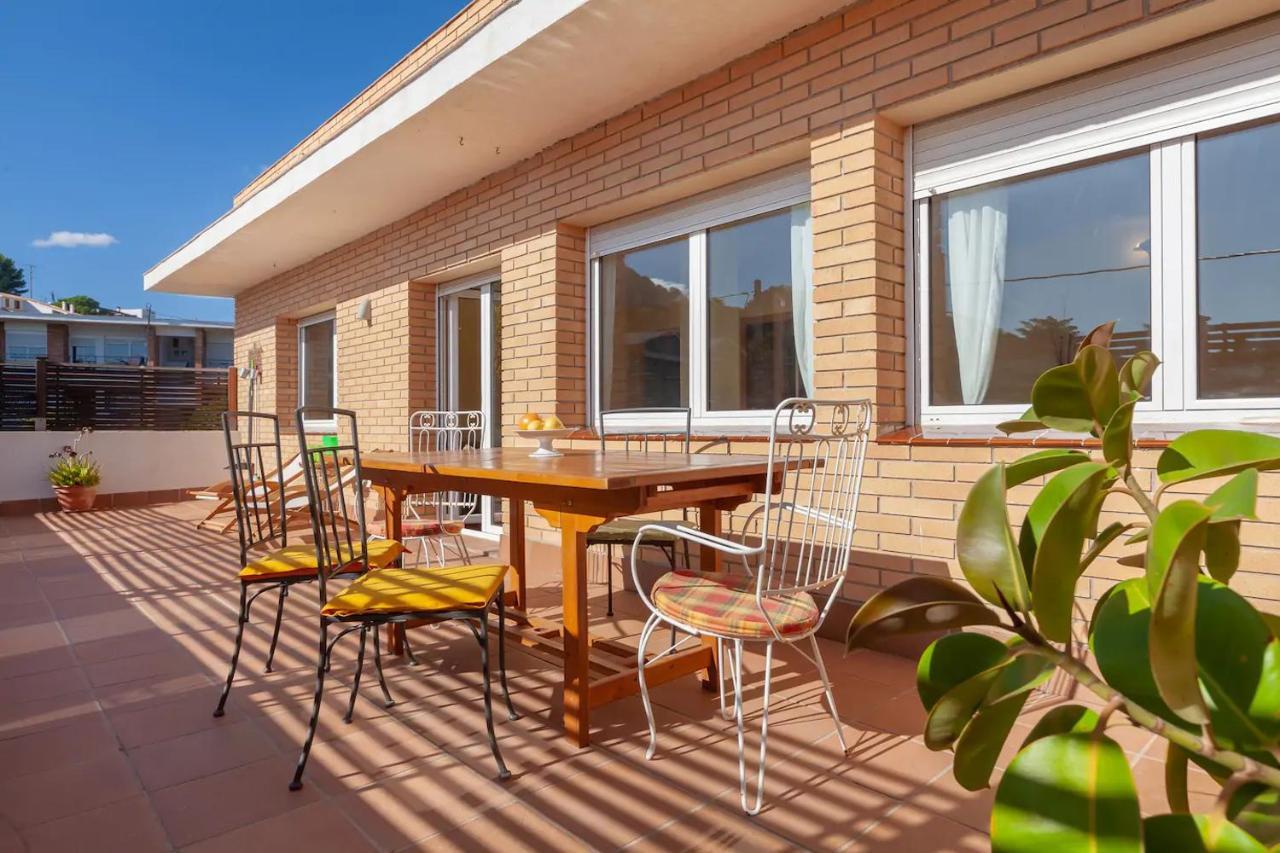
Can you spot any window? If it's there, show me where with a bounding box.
[5,330,47,361]
[298,313,336,428]
[70,336,100,363]
[917,118,1280,423]
[206,339,234,369]
[104,338,147,365]
[591,166,812,426]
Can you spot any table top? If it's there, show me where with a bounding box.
[361,447,780,491]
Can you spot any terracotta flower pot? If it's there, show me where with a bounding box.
[53,485,97,512]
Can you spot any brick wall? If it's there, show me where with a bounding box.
[230,0,1280,621]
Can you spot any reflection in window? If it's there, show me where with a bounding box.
[1197,121,1280,399]
[707,205,809,411]
[104,337,147,365]
[599,239,689,409]
[300,318,335,410]
[929,153,1152,406]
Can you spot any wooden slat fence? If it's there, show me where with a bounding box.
[0,360,231,431]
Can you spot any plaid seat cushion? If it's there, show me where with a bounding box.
[367,519,465,538]
[651,570,819,640]
[587,518,679,545]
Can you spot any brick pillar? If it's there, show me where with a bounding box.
[0,321,6,359]
[145,326,159,366]
[194,328,206,368]
[47,323,69,363]
[499,223,587,443]
[810,115,907,432]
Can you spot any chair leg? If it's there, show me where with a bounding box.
[371,622,395,708]
[808,634,848,753]
[636,611,663,760]
[289,620,329,791]
[473,617,512,780]
[264,584,288,673]
[717,638,733,721]
[728,638,774,816]
[343,625,368,724]
[496,588,519,721]
[663,545,678,647]
[455,533,472,564]
[605,543,614,617]
[213,584,250,717]
[402,626,420,666]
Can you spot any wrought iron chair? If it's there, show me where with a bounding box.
[589,407,694,617]
[289,407,517,791]
[212,411,402,718]
[631,398,872,814]
[401,409,485,566]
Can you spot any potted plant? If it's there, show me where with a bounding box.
[48,427,101,512]
[848,323,1280,850]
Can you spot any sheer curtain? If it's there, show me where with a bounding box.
[946,187,1009,405]
[790,203,814,396]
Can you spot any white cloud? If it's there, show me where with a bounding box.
[33,231,118,249]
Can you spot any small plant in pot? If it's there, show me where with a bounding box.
[48,428,101,512]
[847,322,1280,851]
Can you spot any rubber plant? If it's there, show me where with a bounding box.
[847,323,1280,852]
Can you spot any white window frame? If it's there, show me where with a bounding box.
[912,17,1280,427]
[103,336,147,365]
[298,311,338,432]
[587,164,811,430]
[5,327,47,361]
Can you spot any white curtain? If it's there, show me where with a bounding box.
[946,187,1009,405]
[790,203,814,396]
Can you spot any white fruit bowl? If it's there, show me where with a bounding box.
[515,428,576,458]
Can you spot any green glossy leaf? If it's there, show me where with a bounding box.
[1119,350,1160,397]
[846,577,999,651]
[915,632,1006,712]
[1196,579,1280,751]
[999,418,1051,435]
[1090,578,1188,728]
[957,465,1031,611]
[1143,814,1267,852]
[1077,344,1122,427]
[1026,462,1111,642]
[1232,787,1280,846]
[1166,741,1191,813]
[1205,521,1242,584]
[1031,363,1098,434]
[1082,522,1133,572]
[991,733,1141,853]
[1261,611,1280,640]
[1125,528,1149,545]
[1102,395,1139,467]
[923,643,1019,751]
[1157,430,1280,485]
[1021,704,1100,750]
[1004,450,1091,488]
[1147,500,1213,725]
[953,656,1052,791]
[1206,469,1260,522]
[1077,320,1116,355]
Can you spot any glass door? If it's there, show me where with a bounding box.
[438,279,502,535]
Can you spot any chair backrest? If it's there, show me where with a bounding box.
[408,410,485,525]
[598,407,692,454]
[295,407,372,602]
[750,398,872,625]
[221,411,288,564]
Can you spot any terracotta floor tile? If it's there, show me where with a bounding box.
[84,647,203,688]
[625,800,796,853]
[107,689,243,749]
[71,627,183,665]
[0,642,78,681]
[0,751,142,829]
[0,665,91,705]
[148,755,321,847]
[0,713,119,779]
[128,718,278,790]
[17,793,169,853]
[0,688,99,738]
[48,593,155,645]
[411,802,584,852]
[848,803,989,852]
[183,800,376,853]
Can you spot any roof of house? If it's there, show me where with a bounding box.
[144,0,849,298]
[0,294,233,331]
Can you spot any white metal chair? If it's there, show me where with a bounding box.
[403,410,485,566]
[631,397,872,815]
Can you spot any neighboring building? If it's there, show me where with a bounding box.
[145,0,1280,619]
[0,294,234,368]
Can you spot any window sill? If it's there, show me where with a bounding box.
[877,422,1280,449]
[567,428,774,445]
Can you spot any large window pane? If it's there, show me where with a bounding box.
[599,238,689,410]
[929,153,1152,406]
[707,205,807,411]
[301,318,335,409]
[1197,121,1280,399]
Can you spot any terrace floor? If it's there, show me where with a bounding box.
[0,502,1208,852]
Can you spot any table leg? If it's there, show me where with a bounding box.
[559,516,592,747]
[508,499,527,609]
[378,485,405,656]
[697,502,723,690]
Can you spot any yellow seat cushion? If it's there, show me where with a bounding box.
[322,563,508,617]
[239,539,404,582]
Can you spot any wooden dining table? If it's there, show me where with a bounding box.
[359,446,780,748]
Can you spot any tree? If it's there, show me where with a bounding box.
[0,254,27,295]
[848,322,1280,850]
[58,295,109,315]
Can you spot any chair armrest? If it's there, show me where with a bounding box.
[631,523,758,556]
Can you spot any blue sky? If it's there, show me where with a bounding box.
[0,1,466,323]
